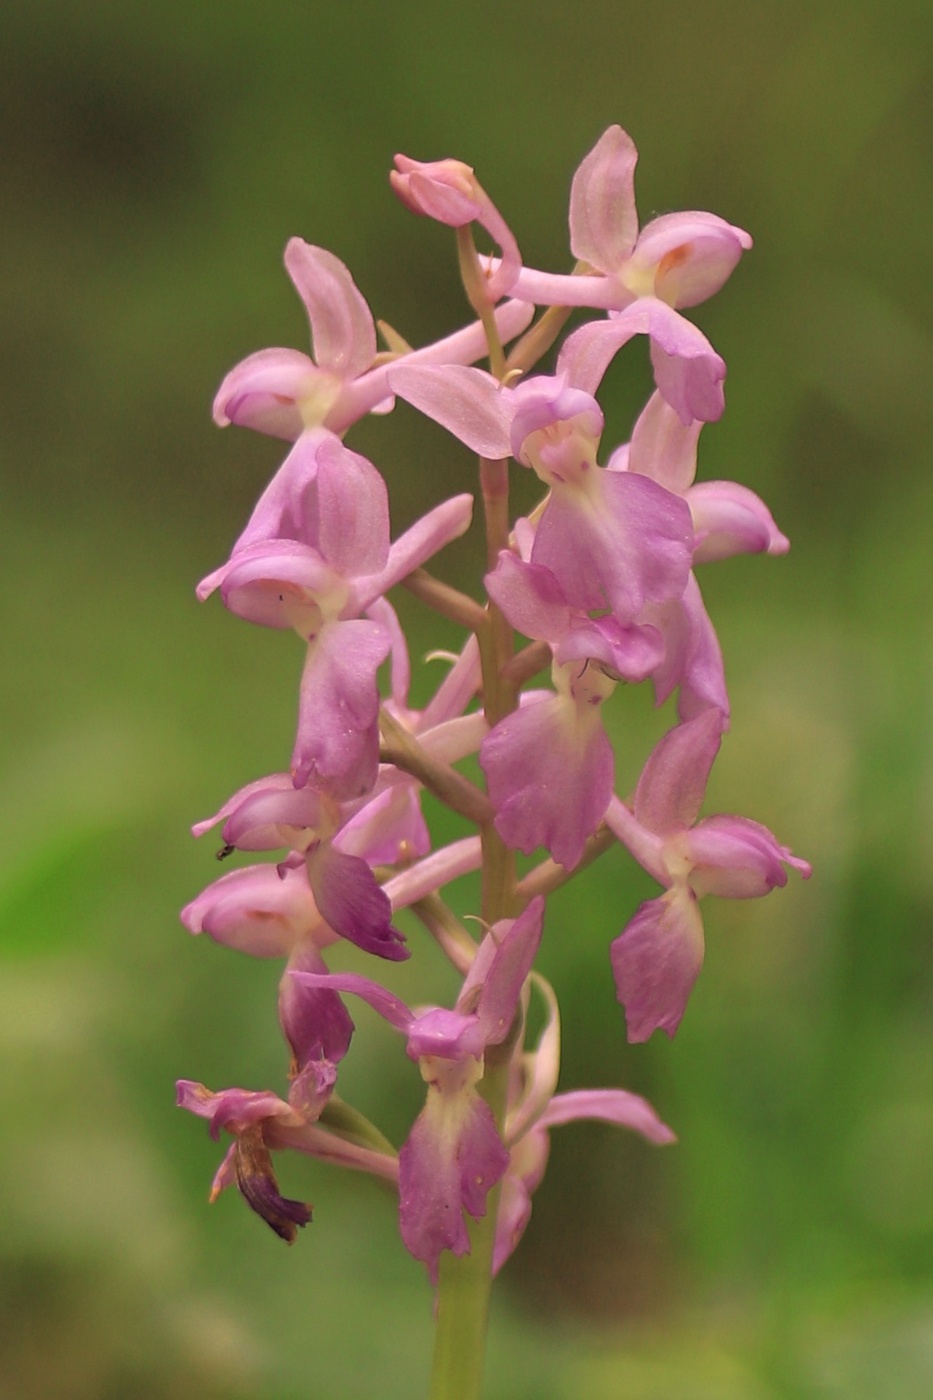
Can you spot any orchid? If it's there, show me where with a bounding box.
[606,709,811,1041]
[197,429,474,797]
[213,238,533,441]
[178,126,808,1400]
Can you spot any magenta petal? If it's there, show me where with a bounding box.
[556,615,665,683]
[688,480,790,562]
[610,889,705,1042]
[399,1089,509,1283]
[645,573,729,723]
[293,620,390,797]
[484,552,571,642]
[388,364,512,458]
[634,708,724,836]
[279,942,355,1069]
[463,897,545,1045]
[480,696,614,870]
[538,1088,676,1146]
[283,240,377,379]
[292,968,415,1035]
[308,844,408,961]
[176,1081,296,1138]
[569,125,640,272]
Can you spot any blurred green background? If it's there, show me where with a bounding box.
[2,1,931,1396]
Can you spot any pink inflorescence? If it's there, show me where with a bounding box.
[178,126,808,1277]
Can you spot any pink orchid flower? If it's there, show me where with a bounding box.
[198,430,473,798]
[177,1079,399,1243]
[293,898,545,1281]
[213,238,533,441]
[391,154,522,303]
[605,710,811,1041]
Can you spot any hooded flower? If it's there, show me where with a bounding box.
[293,898,545,1280]
[177,1080,399,1242]
[213,238,534,441]
[391,154,522,303]
[506,126,752,423]
[605,709,811,1040]
[197,430,474,797]
[386,367,693,625]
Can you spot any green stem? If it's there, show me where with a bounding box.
[428,1052,511,1400]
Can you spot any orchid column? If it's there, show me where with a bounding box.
[178,127,809,1400]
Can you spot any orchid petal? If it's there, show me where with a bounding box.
[279,941,355,1069]
[351,494,474,612]
[307,844,408,960]
[625,389,701,494]
[399,1082,509,1283]
[610,888,705,1042]
[293,620,390,797]
[686,815,811,898]
[181,863,319,957]
[538,1088,676,1145]
[688,481,790,562]
[212,348,322,440]
[634,708,725,836]
[388,364,512,458]
[569,124,640,271]
[631,211,752,309]
[283,240,377,379]
[480,695,614,870]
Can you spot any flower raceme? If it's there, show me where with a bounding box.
[179,125,808,1300]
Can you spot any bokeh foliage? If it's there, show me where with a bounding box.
[2,1,931,1396]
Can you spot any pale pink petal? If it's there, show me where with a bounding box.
[292,620,390,796]
[351,494,474,612]
[569,125,640,272]
[181,863,318,957]
[309,435,390,576]
[283,240,376,379]
[634,708,724,836]
[212,348,322,440]
[688,480,790,562]
[631,211,752,309]
[624,389,701,494]
[387,364,512,458]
